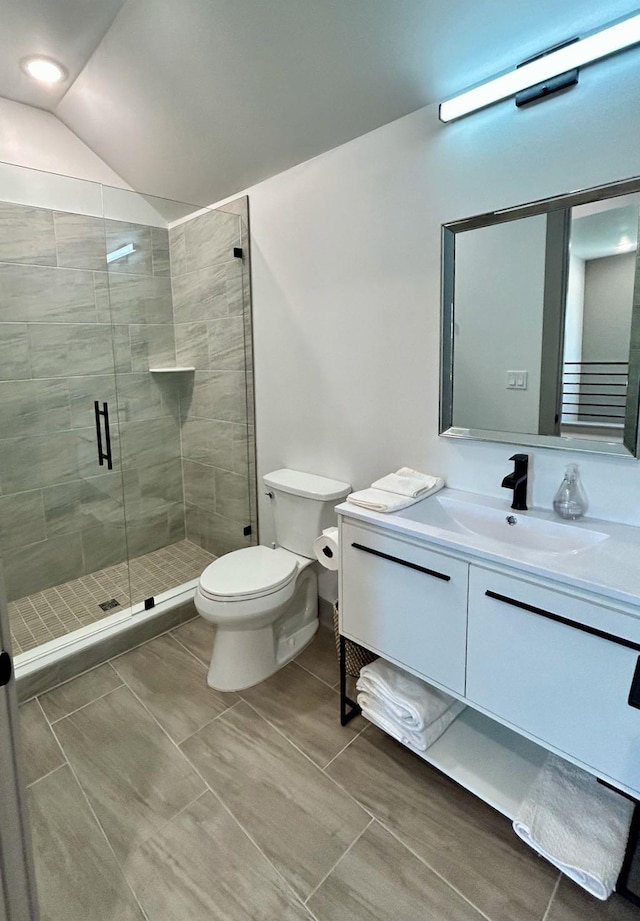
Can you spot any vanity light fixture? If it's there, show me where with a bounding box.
[21,56,67,85]
[439,11,640,122]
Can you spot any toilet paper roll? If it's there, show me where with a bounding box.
[313,527,340,571]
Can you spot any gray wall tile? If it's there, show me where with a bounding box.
[28,324,114,378]
[105,221,153,275]
[215,468,250,522]
[75,424,121,481]
[138,458,184,506]
[183,460,216,512]
[53,212,106,271]
[4,532,83,599]
[125,505,171,558]
[42,481,83,538]
[216,195,249,218]
[0,264,98,324]
[42,475,126,540]
[207,317,245,370]
[183,210,240,272]
[0,203,56,266]
[0,432,78,492]
[168,501,186,542]
[0,491,46,550]
[68,375,117,429]
[175,322,209,368]
[119,417,181,470]
[151,227,170,277]
[226,262,244,316]
[93,271,111,322]
[112,325,132,373]
[186,505,250,557]
[115,373,166,423]
[0,379,70,437]
[130,325,176,371]
[168,224,187,277]
[0,324,30,380]
[191,370,247,423]
[231,425,251,476]
[81,522,128,573]
[171,265,227,323]
[180,418,234,468]
[107,274,173,325]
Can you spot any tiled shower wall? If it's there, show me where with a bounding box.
[0,202,184,602]
[170,199,257,557]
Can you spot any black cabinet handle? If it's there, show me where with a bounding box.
[94,400,113,470]
[351,542,450,581]
[484,590,640,652]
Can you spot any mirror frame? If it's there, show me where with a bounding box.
[440,174,640,458]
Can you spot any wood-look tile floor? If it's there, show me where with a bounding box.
[18,622,640,921]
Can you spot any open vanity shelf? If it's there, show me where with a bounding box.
[409,706,547,819]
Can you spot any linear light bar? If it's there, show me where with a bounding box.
[440,12,640,123]
[106,243,135,264]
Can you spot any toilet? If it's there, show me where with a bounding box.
[194,468,351,691]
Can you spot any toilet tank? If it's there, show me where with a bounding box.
[263,469,351,558]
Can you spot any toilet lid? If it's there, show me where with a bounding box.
[198,546,298,601]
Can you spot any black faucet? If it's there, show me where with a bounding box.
[501,454,529,511]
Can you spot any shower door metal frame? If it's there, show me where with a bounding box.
[0,563,39,920]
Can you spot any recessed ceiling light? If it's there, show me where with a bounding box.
[21,56,67,85]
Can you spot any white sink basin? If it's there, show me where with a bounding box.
[435,495,608,556]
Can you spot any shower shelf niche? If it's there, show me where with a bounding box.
[149,367,196,373]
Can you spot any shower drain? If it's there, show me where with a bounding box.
[98,598,121,612]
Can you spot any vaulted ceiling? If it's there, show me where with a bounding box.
[1,0,638,205]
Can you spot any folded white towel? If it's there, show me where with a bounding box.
[371,468,445,499]
[346,488,419,512]
[359,693,465,751]
[357,658,458,731]
[513,753,634,900]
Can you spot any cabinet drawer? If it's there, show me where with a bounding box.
[467,567,640,794]
[340,521,468,694]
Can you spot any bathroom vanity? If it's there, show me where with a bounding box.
[337,489,640,817]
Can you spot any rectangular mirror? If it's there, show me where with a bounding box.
[441,176,640,457]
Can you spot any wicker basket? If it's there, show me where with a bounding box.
[332,602,377,678]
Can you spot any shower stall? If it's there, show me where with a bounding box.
[0,162,256,686]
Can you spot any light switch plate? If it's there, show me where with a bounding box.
[506,370,528,390]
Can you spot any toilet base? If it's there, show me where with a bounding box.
[206,618,319,692]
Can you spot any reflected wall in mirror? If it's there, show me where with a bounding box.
[441,176,640,457]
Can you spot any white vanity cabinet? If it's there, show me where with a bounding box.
[466,567,640,795]
[338,498,640,804]
[340,520,468,694]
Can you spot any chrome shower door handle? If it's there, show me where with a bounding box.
[94,400,113,470]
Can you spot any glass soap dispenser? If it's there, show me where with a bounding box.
[553,463,588,520]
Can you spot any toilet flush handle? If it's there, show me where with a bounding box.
[265,491,274,499]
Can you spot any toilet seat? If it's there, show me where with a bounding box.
[198,546,298,603]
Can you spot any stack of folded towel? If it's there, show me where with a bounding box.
[347,467,445,513]
[513,752,635,900]
[356,658,465,752]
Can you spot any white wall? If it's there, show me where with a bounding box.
[453,217,546,433]
[231,49,640,554]
[564,253,586,365]
[582,252,635,361]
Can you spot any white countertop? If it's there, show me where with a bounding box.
[337,487,640,609]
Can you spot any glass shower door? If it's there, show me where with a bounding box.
[0,164,131,655]
[101,186,257,611]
